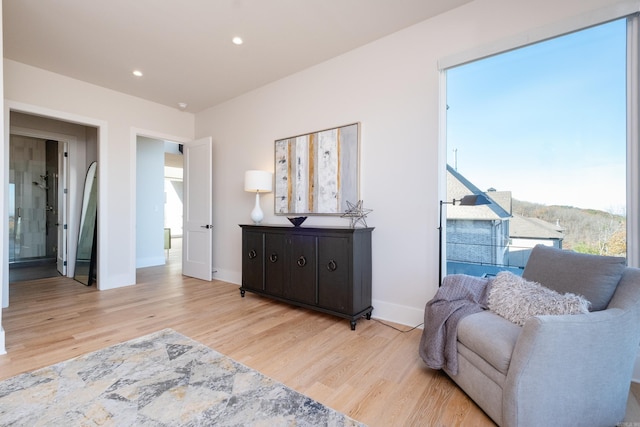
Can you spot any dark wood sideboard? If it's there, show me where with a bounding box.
[239,224,374,330]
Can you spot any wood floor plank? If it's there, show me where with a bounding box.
[1,263,495,426]
[4,264,640,426]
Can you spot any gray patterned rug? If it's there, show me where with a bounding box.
[0,328,365,426]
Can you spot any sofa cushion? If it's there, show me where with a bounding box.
[457,311,522,376]
[488,271,591,326]
[522,245,625,311]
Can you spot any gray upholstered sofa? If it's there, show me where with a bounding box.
[443,245,640,427]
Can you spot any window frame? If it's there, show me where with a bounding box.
[438,7,640,270]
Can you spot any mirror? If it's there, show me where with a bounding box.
[274,122,359,215]
[74,161,97,286]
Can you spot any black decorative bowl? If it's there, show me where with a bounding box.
[287,216,307,227]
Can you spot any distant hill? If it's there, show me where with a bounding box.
[511,199,626,256]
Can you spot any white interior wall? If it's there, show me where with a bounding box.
[164,179,184,237]
[136,136,165,268]
[3,60,195,294]
[196,0,633,326]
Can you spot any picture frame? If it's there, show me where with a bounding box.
[274,122,360,215]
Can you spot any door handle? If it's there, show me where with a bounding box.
[200,224,213,229]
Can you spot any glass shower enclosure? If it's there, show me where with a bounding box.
[9,135,59,266]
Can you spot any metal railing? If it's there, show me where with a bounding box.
[444,241,540,278]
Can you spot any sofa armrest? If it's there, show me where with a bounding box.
[502,308,639,427]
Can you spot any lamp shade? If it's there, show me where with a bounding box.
[457,194,491,206]
[244,170,273,193]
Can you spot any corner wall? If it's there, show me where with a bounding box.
[195,0,633,326]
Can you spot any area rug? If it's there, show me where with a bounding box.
[0,328,365,426]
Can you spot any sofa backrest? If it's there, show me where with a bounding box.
[608,267,640,313]
[522,244,626,311]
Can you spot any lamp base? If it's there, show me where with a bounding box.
[250,192,264,224]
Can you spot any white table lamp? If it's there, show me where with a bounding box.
[244,170,273,224]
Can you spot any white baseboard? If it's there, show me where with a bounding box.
[135,256,166,269]
[370,299,424,329]
[212,268,241,286]
[0,327,6,355]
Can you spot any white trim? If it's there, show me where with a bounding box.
[371,298,425,329]
[438,69,449,280]
[439,1,640,70]
[2,107,9,309]
[628,15,640,268]
[9,126,78,145]
[211,267,241,285]
[625,13,640,385]
[136,256,167,269]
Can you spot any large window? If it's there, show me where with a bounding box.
[444,18,628,277]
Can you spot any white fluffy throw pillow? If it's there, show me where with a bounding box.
[488,271,591,326]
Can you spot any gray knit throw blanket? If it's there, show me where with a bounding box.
[419,274,492,375]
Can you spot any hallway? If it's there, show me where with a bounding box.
[9,236,182,283]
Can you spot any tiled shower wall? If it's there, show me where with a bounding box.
[9,135,49,261]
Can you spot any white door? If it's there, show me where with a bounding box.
[56,142,68,275]
[182,137,213,280]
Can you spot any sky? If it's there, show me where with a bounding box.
[446,18,627,214]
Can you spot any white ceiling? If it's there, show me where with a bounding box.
[3,0,471,113]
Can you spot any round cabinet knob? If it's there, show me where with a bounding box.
[326,260,337,272]
[269,253,278,263]
[248,249,257,259]
[297,256,307,267]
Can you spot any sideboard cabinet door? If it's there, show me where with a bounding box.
[318,235,350,313]
[286,234,318,305]
[242,230,264,292]
[264,231,286,297]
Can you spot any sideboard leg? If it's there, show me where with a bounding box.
[350,320,357,330]
[240,289,245,297]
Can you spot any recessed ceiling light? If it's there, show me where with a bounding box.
[232,36,243,45]
[178,102,188,110]
[132,70,143,77]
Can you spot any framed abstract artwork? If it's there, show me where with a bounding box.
[274,122,360,215]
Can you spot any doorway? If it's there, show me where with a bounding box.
[134,135,213,281]
[9,136,60,281]
[135,137,183,270]
[7,110,98,287]
[164,143,184,269]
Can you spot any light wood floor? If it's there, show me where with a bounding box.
[1,248,639,426]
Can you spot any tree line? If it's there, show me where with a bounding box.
[512,199,626,256]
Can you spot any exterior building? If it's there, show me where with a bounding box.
[508,215,564,267]
[446,165,564,276]
[445,166,511,273]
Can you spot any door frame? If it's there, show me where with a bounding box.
[4,101,107,306]
[131,128,194,281]
[57,141,69,275]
